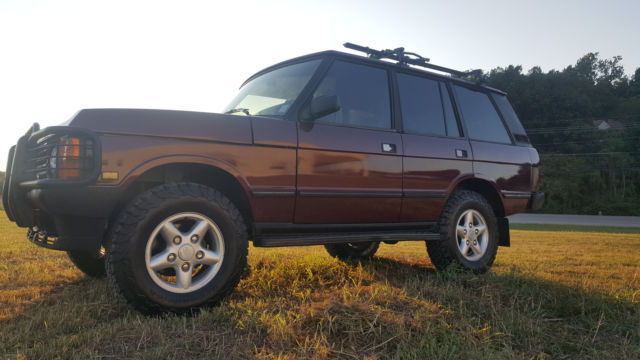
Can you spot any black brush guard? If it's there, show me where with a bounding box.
[3,123,102,229]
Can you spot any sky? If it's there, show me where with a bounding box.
[1,0,639,170]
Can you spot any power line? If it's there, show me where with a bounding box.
[521,118,640,127]
[533,135,640,146]
[527,124,640,134]
[527,124,640,131]
[524,121,640,130]
[541,152,639,156]
[542,167,640,174]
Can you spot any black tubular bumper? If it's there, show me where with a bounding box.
[528,192,545,211]
[3,123,120,252]
[23,186,123,252]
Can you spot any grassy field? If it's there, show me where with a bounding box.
[0,211,638,359]
[510,223,640,234]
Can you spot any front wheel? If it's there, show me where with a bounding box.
[426,190,498,273]
[106,183,248,314]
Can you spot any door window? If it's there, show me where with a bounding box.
[396,75,462,138]
[441,82,462,137]
[397,74,446,136]
[312,61,391,130]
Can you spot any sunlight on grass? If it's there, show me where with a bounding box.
[1,210,638,359]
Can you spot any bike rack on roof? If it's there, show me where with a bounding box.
[343,42,482,78]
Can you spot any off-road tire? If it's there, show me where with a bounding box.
[426,190,498,273]
[67,249,106,278]
[105,183,248,315]
[325,242,380,261]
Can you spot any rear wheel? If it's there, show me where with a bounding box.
[106,183,248,314]
[325,241,379,261]
[67,248,106,278]
[426,190,498,273]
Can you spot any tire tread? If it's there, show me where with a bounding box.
[426,190,498,273]
[105,183,248,314]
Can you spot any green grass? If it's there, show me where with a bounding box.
[1,211,639,359]
[510,223,640,234]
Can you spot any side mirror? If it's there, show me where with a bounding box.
[300,96,340,122]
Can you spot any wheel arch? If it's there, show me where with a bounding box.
[111,159,254,235]
[449,178,505,218]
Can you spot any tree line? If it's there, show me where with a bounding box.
[2,54,639,216]
[480,53,640,215]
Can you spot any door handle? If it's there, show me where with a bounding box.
[455,149,468,158]
[382,143,397,153]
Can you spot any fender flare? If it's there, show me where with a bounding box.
[119,154,253,196]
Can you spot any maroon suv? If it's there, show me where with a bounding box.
[3,44,543,313]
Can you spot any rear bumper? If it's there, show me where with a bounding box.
[528,192,545,211]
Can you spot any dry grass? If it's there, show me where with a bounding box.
[0,210,638,359]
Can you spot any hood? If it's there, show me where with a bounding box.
[66,108,253,144]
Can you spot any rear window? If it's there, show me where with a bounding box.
[453,85,511,144]
[492,94,530,145]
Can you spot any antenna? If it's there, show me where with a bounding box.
[343,42,480,78]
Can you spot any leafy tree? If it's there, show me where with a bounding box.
[484,53,640,215]
[629,68,640,96]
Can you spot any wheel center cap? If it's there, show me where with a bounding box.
[178,244,195,260]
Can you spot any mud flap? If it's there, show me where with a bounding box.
[497,217,510,247]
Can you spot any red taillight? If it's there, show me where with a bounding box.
[58,138,81,178]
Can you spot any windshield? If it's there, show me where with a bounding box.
[224,59,322,117]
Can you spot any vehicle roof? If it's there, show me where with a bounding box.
[242,50,507,95]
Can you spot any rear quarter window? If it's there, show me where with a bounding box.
[491,94,530,145]
[453,85,511,144]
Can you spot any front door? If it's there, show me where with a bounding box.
[294,59,403,224]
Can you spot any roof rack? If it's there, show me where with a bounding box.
[343,42,481,78]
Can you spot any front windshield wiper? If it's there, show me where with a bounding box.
[224,108,251,116]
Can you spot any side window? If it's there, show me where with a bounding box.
[312,61,391,129]
[491,94,530,145]
[453,85,511,144]
[440,82,462,137]
[397,74,446,136]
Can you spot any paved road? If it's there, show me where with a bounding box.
[507,213,640,228]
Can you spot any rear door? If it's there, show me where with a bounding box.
[295,59,403,224]
[397,73,473,221]
[451,85,533,214]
